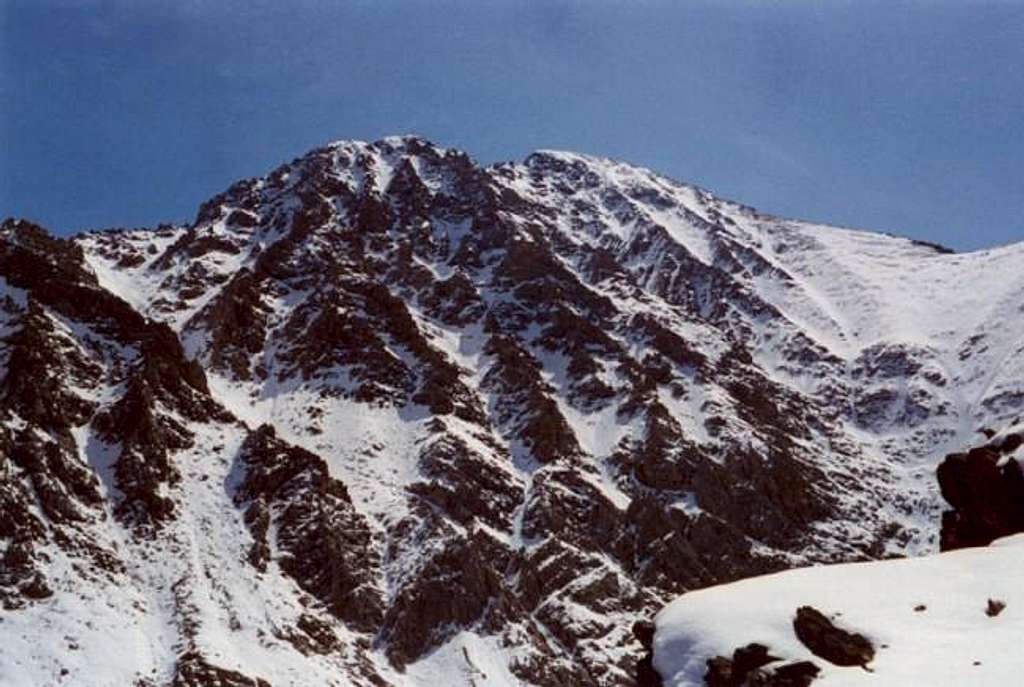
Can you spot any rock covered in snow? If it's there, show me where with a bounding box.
[2,135,1024,685]
[653,534,1024,686]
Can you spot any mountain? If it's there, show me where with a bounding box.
[1,135,1022,686]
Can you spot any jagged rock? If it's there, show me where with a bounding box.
[235,424,384,631]
[633,402,702,490]
[1,300,98,432]
[19,572,52,600]
[703,644,819,687]
[94,377,190,524]
[938,443,1024,550]
[382,528,508,667]
[732,643,781,677]
[704,643,779,687]
[6,135,1024,685]
[276,613,343,656]
[277,292,415,403]
[481,332,582,464]
[173,651,271,687]
[704,656,736,687]
[792,606,874,667]
[632,619,658,687]
[421,271,485,325]
[692,449,829,549]
[411,434,523,530]
[188,269,270,380]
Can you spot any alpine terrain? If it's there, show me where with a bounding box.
[1,136,1022,686]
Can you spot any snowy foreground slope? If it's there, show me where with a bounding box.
[2,136,1024,686]
[654,534,1024,687]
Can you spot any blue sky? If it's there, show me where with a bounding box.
[2,1,1022,250]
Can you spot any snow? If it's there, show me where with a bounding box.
[206,370,428,522]
[0,416,397,687]
[405,631,523,687]
[654,535,1024,686]
[77,228,184,316]
[37,138,1024,685]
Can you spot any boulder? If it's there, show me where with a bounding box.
[937,445,1024,550]
[793,606,874,667]
[702,643,819,687]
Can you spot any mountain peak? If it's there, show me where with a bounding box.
[5,139,1024,686]
[318,133,453,160]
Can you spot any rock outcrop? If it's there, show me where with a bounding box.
[792,606,874,667]
[938,433,1024,550]
[702,643,820,687]
[234,424,384,631]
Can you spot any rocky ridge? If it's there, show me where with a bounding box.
[1,136,1023,686]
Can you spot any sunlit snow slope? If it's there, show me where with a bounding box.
[654,534,1024,687]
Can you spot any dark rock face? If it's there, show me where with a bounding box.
[54,136,858,684]
[0,303,106,606]
[0,218,226,608]
[187,269,270,380]
[481,331,583,464]
[173,651,271,687]
[732,643,781,677]
[1,300,98,431]
[765,662,821,687]
[381,528,506,667]
[411,433,524,529]
[0,220,225,533]
[705,643,779,686]
[702,643,819,687]
[633,620,662,687]
[234,424,384,631]
[938,436,1024,550]
[94,377,190,523]
[792,606,874,667]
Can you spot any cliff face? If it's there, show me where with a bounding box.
[1,136,1023,686]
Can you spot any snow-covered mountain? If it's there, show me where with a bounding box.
[1,136,1022,686]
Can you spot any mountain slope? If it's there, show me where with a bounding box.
[1,136,1022,686]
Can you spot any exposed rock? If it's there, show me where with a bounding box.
[188,269,270,380]
[702,643,819,687]
[411,434,523,530]
[938,444,1024,550]
[1,300,98,432]
[234,424,384,632]
[704,656,735,687]
[481,332,582,464]
[277,613,343,656]
[173,651,271,687]
[7,134,1022,685]
[793,606,874,667]
[766,662,821,687]
[985,599,1006,617]
[381,528,507,667]
[94,377,190,524]
[732,643,781,677]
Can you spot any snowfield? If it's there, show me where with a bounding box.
[654,534,1024,686]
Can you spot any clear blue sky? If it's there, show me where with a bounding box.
[2,1,1022,250]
